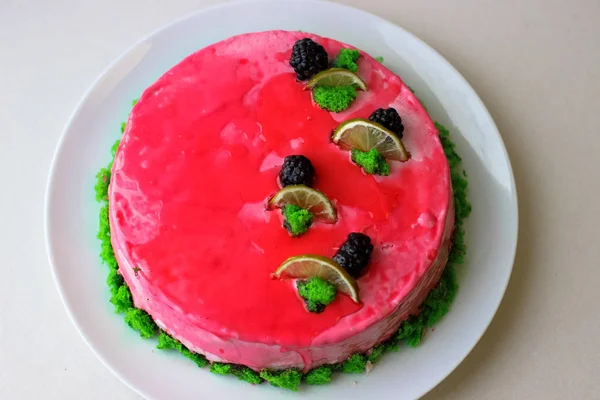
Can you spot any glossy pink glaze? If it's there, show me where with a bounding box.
[109,31,453,371]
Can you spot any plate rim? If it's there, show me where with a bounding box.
[45,0,518,398]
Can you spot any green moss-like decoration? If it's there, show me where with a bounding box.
[110,284,133,313]
[156,331,209,368]
[95,96,470,390]
[297,276,336,313]
[124,308,158,338]
[233,366,263,384]
[351,148,390,176]
[282,204,313,236]
[209,361,263,384]
[333,48,360,72]
[304,365,333,385]
[313,85,357,112]
[366,344,386,363]
[342,353,367,373]
[210,362,232,375]
[260,369,302,391]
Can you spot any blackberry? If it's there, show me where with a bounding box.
[279,155,315,187]
[369,108,404,138]
[333,233,374,278]
[289,38,329,81]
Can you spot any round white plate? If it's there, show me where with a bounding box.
[45,0,518,399]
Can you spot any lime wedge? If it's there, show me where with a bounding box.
[274,254,359,303]
[332,118,410,162]
[306,68,368,91]
[268,185,337,223]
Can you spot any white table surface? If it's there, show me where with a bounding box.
[2,0,599,399]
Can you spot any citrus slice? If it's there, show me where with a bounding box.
[268,185,337,223]
[306,68,368,91]
[274,254,359,303]
[331,118,410,161]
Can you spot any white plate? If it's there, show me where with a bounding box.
[45,0,518,399]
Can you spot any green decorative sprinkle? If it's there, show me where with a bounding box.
[232,366,263,384]
[157,331,209,367]
[375,56,384,63]
[351,148,390,176]
[94,167,111,202]
[313,85,357,112]
[282,204,313,236]
[182,349,209,367]
[297,277,336,313]
[124,308,158,338]
[210,362,232,375]
[396,314,425,347]
[366,344,386,363]
[157,331,183,350]
[110,284,133,313]
[304,365,333,385]
[333,48,360,72]
[342,353,367,373]
[260,369,302,391]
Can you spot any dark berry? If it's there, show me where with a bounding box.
[279,155,315,187]
[333,233,374,278]
[289,38,329,81]
[369,108,404,138]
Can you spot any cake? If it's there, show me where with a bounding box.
[95,30,470,390]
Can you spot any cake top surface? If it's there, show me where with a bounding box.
[109,30,451,347]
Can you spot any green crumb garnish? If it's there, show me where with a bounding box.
[131,98,139,106]
[422,266,459,327]
[297,276,336,313]
[366,344,386,363]
[342,353,367,373]
[282,204,313,236]
[98,205,118,271]
[397,314,425,347]
[210,362,263,384]
[313,85,357,112]
[111,139,121,156]
[110,284,133,313]
[260,369,302,391]
[304,365,333,385]
[157,331,209,367]
[157,331,183,350]
[351,148,390,176]
[120,122,126,134]
[94,167,111,202]
[124,308,158,338]
[106,268,124,291]
[181,348,209,368]
[333,48,360,72]
[437,122,471,221]
[233,366,263,384]
[375,56,384,63]
[210,362,232,375]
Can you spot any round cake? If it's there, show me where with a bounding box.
[108,31,454,373]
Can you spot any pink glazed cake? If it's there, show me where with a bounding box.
[107,31,455,375]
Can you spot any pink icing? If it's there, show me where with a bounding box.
[109,30,453,371]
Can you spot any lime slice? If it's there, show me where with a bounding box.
[274,254,359,303]
[306,68,368,91]
[331,118,410,162]
[268,185,337,223]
